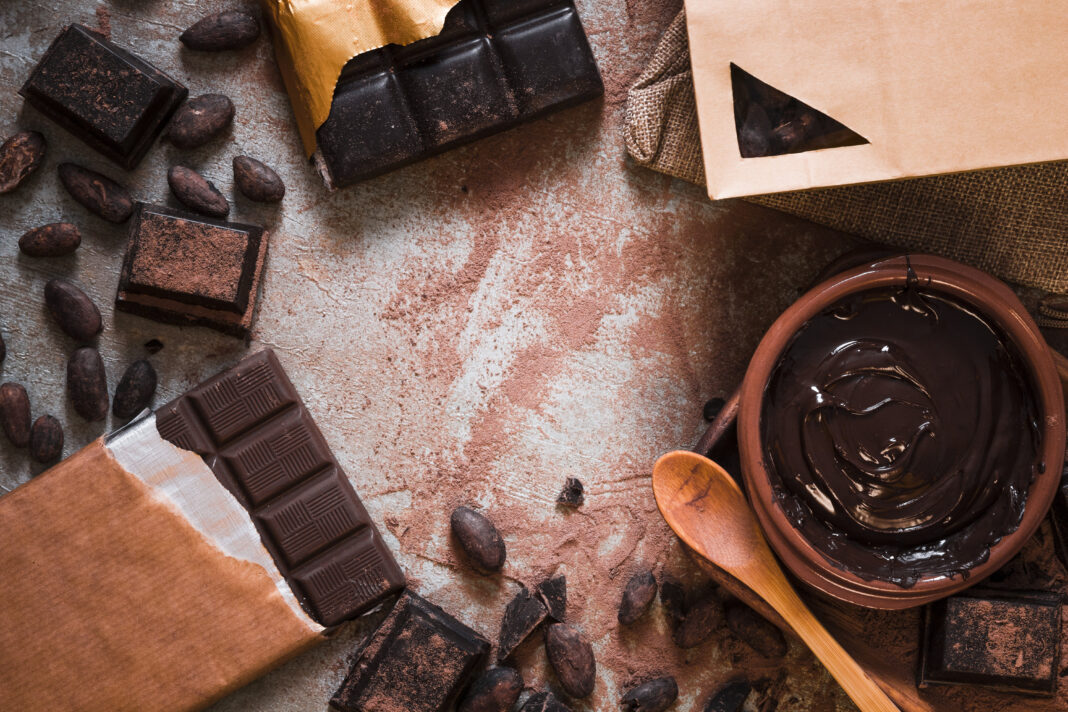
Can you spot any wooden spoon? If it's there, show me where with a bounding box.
[652,450,900,712]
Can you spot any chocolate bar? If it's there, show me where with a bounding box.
[115,204,268,339]
[331,590,490,712]
[155,350,405,626]
[19,25,187,170]
[920,588,1061,696]
[314,0,602,189]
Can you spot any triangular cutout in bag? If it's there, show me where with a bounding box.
[731,63,868,158]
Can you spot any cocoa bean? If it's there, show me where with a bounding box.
[725,604,787,658]
[519,691,572,712]
[144,338,164,355]
[233,155,285,202]
[618,569,657,625]
[458,666,523,712]
[112,359,157,420]
[45,278,102,342]
[29,415,63,463]
[180,11,260,51]
[702,680,751,712]
[673,586,723,649]
[58,163,134,223]
[450,505,506,573]
[67,347,108,421]
[544,623,595,698]
[621,676,678,712]
[167,165,229,218]
[658,575,687,626]
[0,131,46,194]
[0,382,31,448]
[19,222,81,257]
[167,94,235,149]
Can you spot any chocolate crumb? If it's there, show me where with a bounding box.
[556,477,584,508]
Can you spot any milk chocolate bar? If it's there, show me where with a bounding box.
[156,350,405,626]
[314,0,603,189]
[19,25,187,169]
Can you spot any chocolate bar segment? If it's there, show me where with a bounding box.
[155,350,405,626]
[19,25,187,169]
[315,0,602,189]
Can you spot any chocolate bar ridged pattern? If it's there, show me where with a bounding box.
[155,349,405,626]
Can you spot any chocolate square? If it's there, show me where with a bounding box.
[19,25,187,169]
[331,591,490,712]
[920,588,1062,696]
[115,204,268,339]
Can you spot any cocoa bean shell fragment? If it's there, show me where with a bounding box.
[30,415,64,463]
[519,691,572,712]
[67,347,108,421]
[233,155,285,202]
[0,382,32,448]
[451,505,506,573]
[0,131,46,194]
[544,623,596,699]
[725,603,787,658]
[618,569,657,625]
[167,165,229,218]
[458,666,523,712]
[621,676,679,712]
[58,163,134,223]
[45,278,102,343]
[167,94,235,149]
[180,11,260,51]
[19,222,81,257]
[112,359,158,420]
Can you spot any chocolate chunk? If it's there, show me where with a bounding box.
[180,11,260,51]
[331,591,489,712]
[519,691,572,712]
[702,680,751,712]
[115,203,268,339]
[29,415,63,463]
[544,622,596,698]
[58,163,134,223]
[67,347,108,422]
[0,131,46,194]
[618,569,657,625]
[314,0,602,189]
[451,505,507,573]
[920,588,1061,695]
[458,666,523,712]
[112,359,157,420]
[166,94,235,149]
[536,574,567,622]
[167,165,230,217]
[725,603,787,658]
[155,349,405,625]
[497,585,548,661]
[233,155,285,203]
[0,383,32,448]
[621,676,678,712]
[556,477,584,508]
[20,25,187,169]
[45,278,102,342]
[673,586,723,649]
[19,223,81,258]
[702,397,726,422]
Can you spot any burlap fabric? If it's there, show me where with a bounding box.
[625,12,1068,293]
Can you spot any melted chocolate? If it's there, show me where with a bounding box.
[761,282,1041,586]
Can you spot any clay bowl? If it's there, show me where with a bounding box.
[737,255,1065,609]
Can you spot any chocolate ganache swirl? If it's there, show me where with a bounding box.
[761,282,1041,587]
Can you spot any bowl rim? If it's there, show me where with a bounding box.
[737,254,1066,608]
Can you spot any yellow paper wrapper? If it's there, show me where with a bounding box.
[260,0,461,156]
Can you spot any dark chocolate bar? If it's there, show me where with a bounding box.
[20,25,187,170]
[115,203,268,339]
[920,588,1062,696]
[155,349,405,626]
[315,0,602,189]
[331,590,490,712]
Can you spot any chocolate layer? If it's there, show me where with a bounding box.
[155,350,405,626]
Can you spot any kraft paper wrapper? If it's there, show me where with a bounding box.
[260,0,461,156]
[685,0,1068,199]
[0,416,324,712]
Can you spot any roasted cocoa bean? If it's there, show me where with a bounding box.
[180,11,260,51]
[544,623,595,698]
[673,586,723,649]
[618,569,657,625]
[167,94,235,149]
[29,415,63,463]
[0,131,46,194]
[67,347,108,421]
[702,680,751,712]
[112,359,157,420]
[725,604,787,658]
[167,165,229,218]
[451,505,506,573]
[45,278,102,342]
[621,676,678,712]
[233,155,285,202]
[519,692,572,712]
[458,667,523,712]
[19,222,81,257]
[658,575,687,625]
[0,382,31,448]
[58,162,134,223]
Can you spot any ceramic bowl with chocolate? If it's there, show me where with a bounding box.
[738,255,1065,608]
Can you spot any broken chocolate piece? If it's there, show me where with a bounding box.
[519,691,572,712]
[497,585,548,661]
[556,477,584,507]
[544,622,595,698]
[621,676,678,712]
[457,666,523,712]
[920,588,1061,696]
[20,25,187,169]
[451,505,507,573]
[115,203,268,339]
[702,680,751,712]
[331,590,489,712]
[536,574,567,622]
[618,569,657,625]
